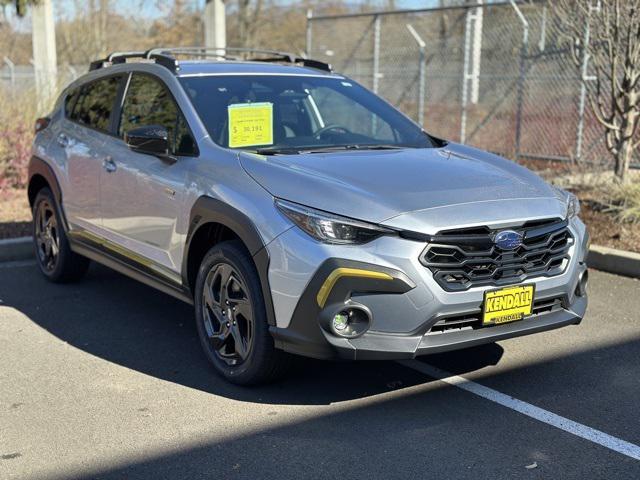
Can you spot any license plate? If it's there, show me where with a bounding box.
[482,284,535,326]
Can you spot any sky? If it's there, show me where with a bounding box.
[3,0,448,31]
[148,1,445,17]
[62,1,446,20]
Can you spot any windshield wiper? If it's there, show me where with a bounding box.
[251,146,301,155]
[299,144,408,154]
[357,144,408,150]
[248,144,408,155]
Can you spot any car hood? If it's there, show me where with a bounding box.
[239,142,562,230]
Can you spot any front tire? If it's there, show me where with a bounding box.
[32,187,90,282]
[194,240,290,385]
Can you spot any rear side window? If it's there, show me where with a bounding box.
[70,76,121,132]
[119,73,197,156]
[64,88,79,117]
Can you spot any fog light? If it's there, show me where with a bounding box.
[327,306,372,338]
[333,312,349,331]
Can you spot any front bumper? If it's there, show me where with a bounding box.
[268,218,589,361]
[273,298,586,360]
[270,259,587,360]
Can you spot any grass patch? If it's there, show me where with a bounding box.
[604,182,640,224]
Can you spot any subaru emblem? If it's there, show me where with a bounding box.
[494,230,523,250]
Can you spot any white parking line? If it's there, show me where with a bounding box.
[398,360,640,461]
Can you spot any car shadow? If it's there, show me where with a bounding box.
[3,262,504,405]
[23,337,640,480]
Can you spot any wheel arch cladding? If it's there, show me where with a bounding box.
[183,196,277,327]
[28,156,71,232]
[28,156,62,207]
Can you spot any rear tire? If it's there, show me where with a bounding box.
[194,240,290,385]
[32,187,90,283]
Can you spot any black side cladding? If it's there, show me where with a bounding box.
[183,196,277,326]
[28,156,68,229]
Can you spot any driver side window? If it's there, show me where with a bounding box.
[119,73,197,156]
[312,86,396,141]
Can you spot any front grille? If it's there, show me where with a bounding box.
[428,295,565,334]
[421,218,573,292]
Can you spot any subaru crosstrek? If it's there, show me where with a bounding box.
[28,48,589,384]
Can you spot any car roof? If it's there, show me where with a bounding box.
[175,60,343,78]
[88,49,338,78]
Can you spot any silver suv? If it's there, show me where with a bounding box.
[28,48,589,384]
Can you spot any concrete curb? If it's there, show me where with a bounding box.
[0,236,639,279]
[0,237,33,263]
[587,245,640,279]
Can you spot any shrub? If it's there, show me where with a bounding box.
[0,87,36,194]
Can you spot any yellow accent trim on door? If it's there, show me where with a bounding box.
[316,268,393,307]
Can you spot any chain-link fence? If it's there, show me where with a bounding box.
[307,1,637,170]
[0,60,86,93]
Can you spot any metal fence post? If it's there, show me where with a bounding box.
[470,2,483,104]
[372,14,381,94]
[538,5,547,52]
[3,56,15,86]
[306,9,313,57]
[407,24,426,125]
[575,24,590,162]
[510,0,529,161]
[575,2,600,162]
[29,58,37,95]
[67,64,78,81]
[371,14,381,134]
[460,7,473,143]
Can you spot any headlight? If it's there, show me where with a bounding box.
[552,186,580,219]
[275,198,395,244]
[566,192,580,219]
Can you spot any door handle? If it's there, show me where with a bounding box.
[102,156,117,173]
[57,133,69,148]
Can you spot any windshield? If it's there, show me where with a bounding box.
[179,74,434,153]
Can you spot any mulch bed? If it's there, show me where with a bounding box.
[0,221,32,240]
[579,200,640,254]
[0,189,32,240]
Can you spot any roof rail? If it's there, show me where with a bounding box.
[147,47,332,72]
[89,47,332,74]
[89,50,179,72]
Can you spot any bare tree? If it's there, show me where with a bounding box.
[554,0,640,182]
[57,0,105,63]
[237,0,263,47]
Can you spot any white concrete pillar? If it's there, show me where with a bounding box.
[31,0,57,111]
[204,0,226,50]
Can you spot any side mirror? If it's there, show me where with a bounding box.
[124,125,173,160]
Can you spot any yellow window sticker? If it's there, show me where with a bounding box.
[228,102,273,148]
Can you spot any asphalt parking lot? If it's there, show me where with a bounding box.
[1,260,639,479]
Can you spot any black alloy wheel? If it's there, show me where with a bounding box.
[202,262,254,365]
[34,197,60,273]
[194,240,290,385]
[31,187,90,282]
